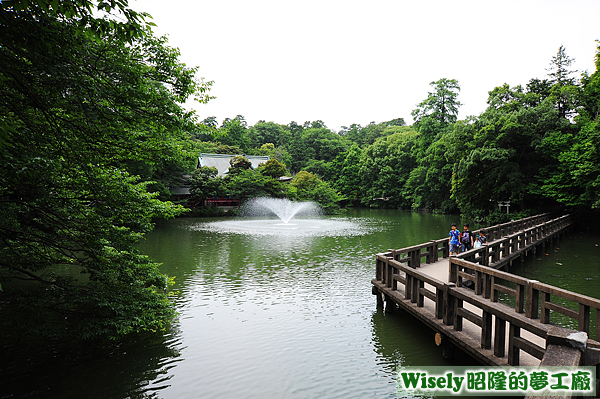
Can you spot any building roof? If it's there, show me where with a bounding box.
[197,153,270,177]
[171,187,191,196]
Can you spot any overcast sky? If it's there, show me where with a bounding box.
[134,0,599,131]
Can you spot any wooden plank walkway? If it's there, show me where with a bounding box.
[372,213,600,368]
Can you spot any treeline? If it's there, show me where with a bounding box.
[183,44,600,223]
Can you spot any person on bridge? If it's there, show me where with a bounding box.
[474,230,487,248]
[449,223,461,255]
[461,223,474,252]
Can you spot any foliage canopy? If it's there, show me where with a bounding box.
[0,1,212,339]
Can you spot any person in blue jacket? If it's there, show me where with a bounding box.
[449,223,461,255]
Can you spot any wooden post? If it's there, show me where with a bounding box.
[597,308,600,342]
[430,240,439,262]
[383,257,389,286]
[475,270,483,296]
[411,276,419,303]
[453,297,463,331]
[481,245,489,266]
[515,283,525,313]
[405,274,412,300]
[386,261,393,289]
[526,280,539,319]
[449,258,458,283]
[508,323,520,365]
[443,283,455,326]
[435,287,444,319]
[491,276,499,302]
[442,240,449,258]
[494,317,506,357]
[540,291,551,324]
[578,303,590,334]
[482,310,492,349]
[483,274,491,299]
[417,280,424,307]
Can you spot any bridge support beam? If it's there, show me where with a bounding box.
[384,294,395,313]
[372,286,383,308]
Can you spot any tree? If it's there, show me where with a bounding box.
[0,2,212,339]
[385,117,406,127]
[291,171,343,214]
[546,45,579,119]
[260,158,287,179]
[228,155,253,174]
[540,42,600,208]
[334,144,363,200]
[247,121,290,148]
[218,115,251,149]
[190,166,223,202]
[359,129,419,208]
[224,169,285,201]
[547,45,577,87]
[411,78,462,125]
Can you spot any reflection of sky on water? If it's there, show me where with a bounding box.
[135,210,469,398]
[189,216,384,251]
[191,217,373,236]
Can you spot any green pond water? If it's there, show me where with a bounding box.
[2,209,599,398]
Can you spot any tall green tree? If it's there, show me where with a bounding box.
[546,45,579,119]
[218,115,251,150]
[411,78,462,125]
[540,42,600,208]
[0,1,211,339]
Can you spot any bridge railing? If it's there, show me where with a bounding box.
[476,212,553,242]
[449,247,600,342]
[375,254,553,365]
[382,213,554,269]
[529,281,600,341]
[455,214,573,269]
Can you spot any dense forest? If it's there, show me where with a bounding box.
[184,45,600,224]
[1,0,599,340]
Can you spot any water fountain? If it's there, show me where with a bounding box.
[193,197,367,237]
[239,197,322,224]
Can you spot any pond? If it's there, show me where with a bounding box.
[135,209,471,399]
[2,209,599,398]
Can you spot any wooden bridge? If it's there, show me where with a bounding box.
[372,213,600,370]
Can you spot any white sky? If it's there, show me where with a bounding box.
[134,0,599,131]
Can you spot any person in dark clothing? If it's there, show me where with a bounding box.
[461,223,474,252]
